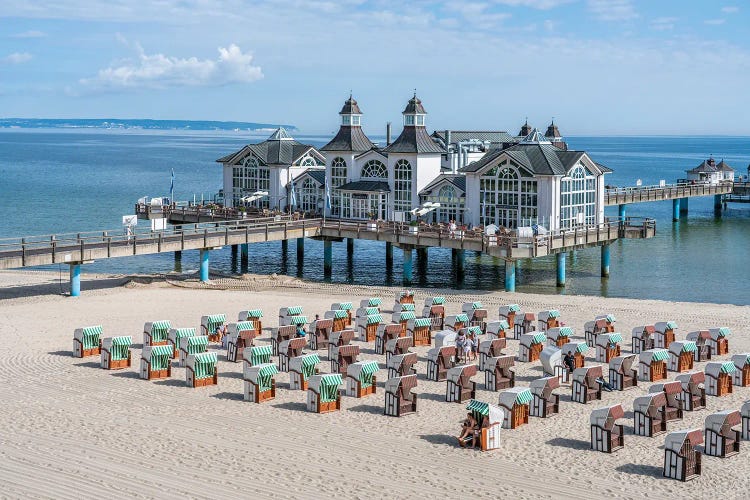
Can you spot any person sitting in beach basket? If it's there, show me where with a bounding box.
[653,321,677,349]
[237,309,263,335]
[386,336,413,364]
[289,353,320,390]
[608,354,638,391]
[185,352,218,388]
[387,352,417,379]
[485,320,511,341]
[278,337,306,372]
[460,400,504,451]
[140,345,173,380]
[590,404,625,453]
[742,401,750,441]
[200,314,227,343]
[703,409,741,458]
[663,429,703,481]
[631,325,655,354]
[497,388,532,429]
[561,342,588,370]
[143,320,170,347]
[407,317,432,347]
[707,327,731,356]
[422,297,446,331]
[637,349,668,382]
[308,315,333,350]
[731,353,750,387]
[546,327,572,349]
[571,366,603,404]
[498,304,521,330]
[704,361,735,397]
[273,324,298,356]
[668,341,697,373]
[168,327,196,359]
[675,372,706,411]
[100,336,132,370]
[345,360,379,398]
[595,333,622,363]
[479,337,506,371]
[278,306,304,327]
[331,344,360,375]
[225,321,257,362]
[649,381,684,422]
[584,314,616,347]
[633,392,668,437]
[458,411,479,448]
[375,323,402,355]
[178,335,208,367]
[685,330,712,362]
[537,310,561,333]
[73,325,102,358]
[243,362,278,403]
[307,373,342,414]
[384,374,418,417]
[484,355,515,391]
[328,329,355,360]
[325,309,351,334]
[529,376,560,418]
[446,364,478,403]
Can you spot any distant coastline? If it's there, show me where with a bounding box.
[0,118,297,132]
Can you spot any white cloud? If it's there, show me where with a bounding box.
[79,43,263,91]
[1,52,33,64]
[650,17,677,31]
[721,6,739,14]
[588,0,638,21]
[705,19,726,25]
[10,30,47,38]
[492,0,572,8]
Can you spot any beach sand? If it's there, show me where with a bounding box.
[1,270,749,499]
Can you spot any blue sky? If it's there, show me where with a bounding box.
[1,0,749,135]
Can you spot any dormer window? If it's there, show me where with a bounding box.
[342,115,351,126]
[416,115,424,126]
[405,115,415,126]
[351,115,360,126]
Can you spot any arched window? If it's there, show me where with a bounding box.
[438,185,455,203]
[560,164,595,228]
[479,160,537,228]
[361,159,387,179]
[232,156,270,208]
[298,177,320,213]
[330,157,347,216]
[393,159,412,213]
[299,156,317,167]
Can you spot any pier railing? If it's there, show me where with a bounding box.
[605,181,733,206]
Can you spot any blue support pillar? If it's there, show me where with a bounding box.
[296,237,304,261]
[618,204,626,219]
[672,198,680,222]
[69,263,81,297]
[680,197,689,214]
[200,249,209,282]
[323,239,333,275]
[505,260,516,292]
[714,194,723,211]
[556,252,566,288]
[403,247,413,283]
[385,242,393,266]
[601,244,610,278]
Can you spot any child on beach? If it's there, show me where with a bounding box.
[469,331,479,361]
[455,330,468,362]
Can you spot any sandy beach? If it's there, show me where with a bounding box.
[1,270,749,499]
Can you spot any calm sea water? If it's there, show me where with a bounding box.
[1,129,749,305]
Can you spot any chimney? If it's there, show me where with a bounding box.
[386,122,392,146]
[445,129,451,148]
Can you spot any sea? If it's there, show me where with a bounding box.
[1,122,750,305]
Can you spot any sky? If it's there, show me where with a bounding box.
[1,0,749,136]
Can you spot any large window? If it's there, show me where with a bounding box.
[232,157,270,208]
[299,156,317,167]
[361,159,387,179]
[479,160,537,228]
[560,164,595,229]
[331,157,347,216]
[424,184,464,223]
[393,159,412,214]
[297,177,320,213]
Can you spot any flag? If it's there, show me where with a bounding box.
[325,180,332,210]
[290,180,297,208]
[170,168,175,202]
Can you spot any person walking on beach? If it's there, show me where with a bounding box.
[469,331,479,362]
[456,330,468,363]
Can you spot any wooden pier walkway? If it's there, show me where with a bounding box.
[604,182,733,206]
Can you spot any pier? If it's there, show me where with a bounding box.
[0,216,655,296]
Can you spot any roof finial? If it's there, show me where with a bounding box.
[349,89,352,99]
[551,116,555,125]
[525,116,529,125]
[413,88,417,98]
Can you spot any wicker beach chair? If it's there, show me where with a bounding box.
[422,297,446,331]
[519,332,546,362]
[178,335,208,367]
[675,372,707,411]
[478,338,506,371]
[328,329,355,360]
[633,392,668,437]
[100,336,132,370]
[631,325,655,354]
[237,309,263,334]
[225,321,257,362]
[243,363,278,403]
[595,332,622,363]
[243,345,272,368]
[462,302,488,333]
[73,325,102,358]
[278,337,306,372]
[325,309,351,334]
[685,330,712,361]
[375,323,403,355]
[345,360,379,398]
[497,388,532,429]
[540,346,569,382]
[168,327,196,359]
[484,355,515,391]
[571,365,603,404]
[358,313,382,342]
[278,306,304,327]
[140,345,172,380]
[329,302,353,325]
[185,352,218,388]
[393,302,416,314]
[446,364,478,403]
[704,361,735,397]
[498,304,521,330]
[653,321,677,349]
[387,352,417,379]
[663,429,703,481]
[331,344,360,374]
[426,345,456,381]
[395,290,415,307]
[546,326,573,348]
[668,341,697,373]
[384,374,417,417]
[485,320,511,341]
[308,317,333,350]
[609,354,638,390]
[359,297,382,310]
[637,349,668,382]
[444,314,469,333]
[649,381,684,422]
[703,410,741,458]
[707,327,731,356]
[391,311,416,336]
[307,373,342,413]
[200,314,226,343]
[732,353,750,387]
[529,376,560,418]
[590,405,625,453]
[407,317,432,346]
[514,312,536,339]
[386,336,413,364]
[460,400,504,451]
[560,341,588,369]
[584,314,616,347]
[289,353,321,390]
[537,310,561,332]
[273,324,299,356]
[143,320,170,347]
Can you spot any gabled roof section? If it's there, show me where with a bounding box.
[461,142,602,177]
[337,180,390,192]
[419,174,467,196]
[321,126,375,152]
[215,128,321,166]
[295,168,326,186]
[268,127,294,140]
[383,127,445,154]
[687,157,719,173]
[717,159,734,172]
[354,147,388,161]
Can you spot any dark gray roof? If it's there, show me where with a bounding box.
[337,181,390,192]
[431,130,515,144]
[688,158,719,173]
[300,168,326,186]
[461,143,591,176]
[403,94,426,114]
[518,120,533,137]
[320,126,375,152]
[383,126,445,154]
[594,162,613,173]
[340,96,362,115]
[216,128,322,166]
[419,174,467,196]
[545,121,561,138]
[717,160,734,172]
